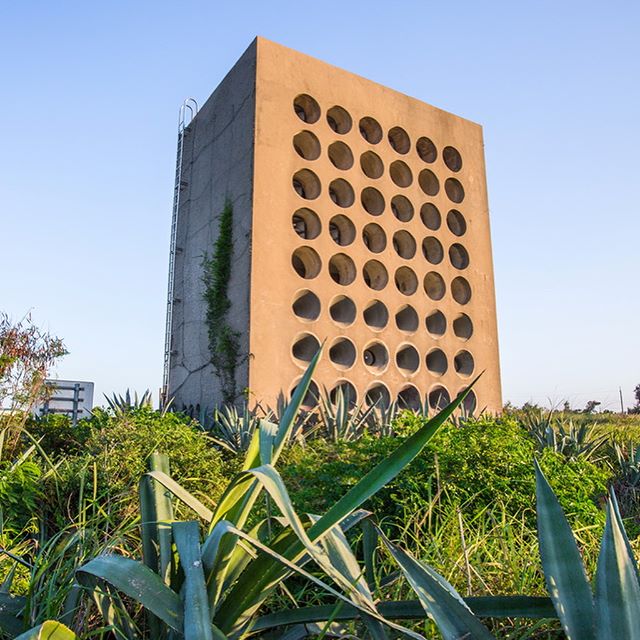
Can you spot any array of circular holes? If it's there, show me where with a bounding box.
[289,376,477,414]
[290,96,471,299]
[289,95,479,402]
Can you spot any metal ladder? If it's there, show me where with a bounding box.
[162,98,198,406]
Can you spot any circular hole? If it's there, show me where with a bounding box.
[451,276,472,304]
[424,272,446,300]
[449,243,470,270]
[418,169,440,196]
[292,333,321,365]
[445,178,465,203]
[454,350,474,377]
[330,381,358,407]
[329,253,357,286]
[395,305,419,333]
[360,151,384,179]
[329,337,356,370]
[293,94,320,124]
[392,230,416,259]
[362,223,387,253]
[292,169,321,200]
[292,290,321,321]
[388,126,410,154]
[290,378,320,409]
[363,260,388,291]
[398,385,421,411]
[426,348,448,376]
[326,106,352,134]
[329,179,355,208]
[328,141,354,170]
[420,203,441,230]
[390,160,413,188]
[396,345,420,374]
[391,195,414,222]
[292,208,321,239]
[416,137,437,163]
[363,341,389,373]
[394,266,418,296]
[447,209,467,236]
[363,300,389,330]
[443,146,463,172]
[366,383,391,409]
[361,187,385,216]
[453,313,473,340]
[458,388,477,414]
[292,130,321,161]
[329,214,356,246]
[426,309,446,337]
[292,246,322,279]
[329,295,356,326]
[359,116,383,144]
[422,236,444,264]
[428,385,450,411]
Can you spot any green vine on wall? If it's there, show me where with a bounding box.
[202,199,241,404]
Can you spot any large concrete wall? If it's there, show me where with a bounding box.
[248,38,502,413]
[167,41,257,411]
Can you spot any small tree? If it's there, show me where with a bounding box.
[0,313,67,457]
[583,400,601,414]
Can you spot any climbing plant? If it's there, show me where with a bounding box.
[202,200,241,404]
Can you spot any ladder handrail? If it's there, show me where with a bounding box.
[162,98,199,407]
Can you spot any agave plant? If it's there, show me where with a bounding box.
[317,385,376,442]
[522,412,608,462]
[103,389,153,415]
[207,403,260,454]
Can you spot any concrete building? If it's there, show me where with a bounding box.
[164,37,501,414]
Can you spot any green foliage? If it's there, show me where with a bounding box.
[281,416,611,527]
[202,200,241,404]
[0,459,42,529]
[27,413,91,457]
[48,406,228,523]
[383,464,640,640]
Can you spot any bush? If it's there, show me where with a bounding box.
[0,459,42,530]
[43,407,230,525]
[281,416,611,529]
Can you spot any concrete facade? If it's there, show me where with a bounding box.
[167,37,502,414]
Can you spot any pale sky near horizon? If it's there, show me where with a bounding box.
[1,1,638,411]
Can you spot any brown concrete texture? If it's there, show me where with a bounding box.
[248,37,501,414]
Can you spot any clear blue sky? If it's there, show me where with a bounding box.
[1,1,638,410]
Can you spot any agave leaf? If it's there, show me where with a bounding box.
[172,521,226,640]
[0,593,25,636]
[76,555,183,633]
[252,596,556,632]
[14,621,77,639]
[534,459,595,640]
[594,488,640,640]
[378,531,495,640]
[209,521,422,639]
[146,470,214,522]
[309,514,387,639]
[216,381,476,631]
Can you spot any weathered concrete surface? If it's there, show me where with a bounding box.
[167,41,256,411]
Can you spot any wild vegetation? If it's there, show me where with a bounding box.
[3,316,640,638]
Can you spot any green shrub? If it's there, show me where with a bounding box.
[45,407,230,525]
[281,416,611,529]
[0,459,42,530]
[27,412,93,457]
